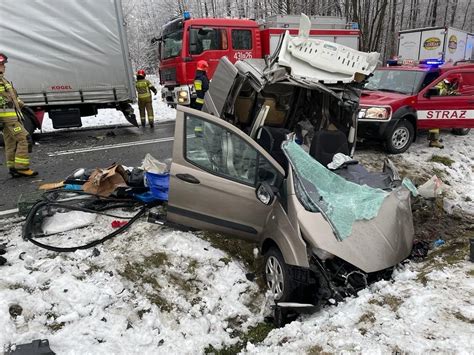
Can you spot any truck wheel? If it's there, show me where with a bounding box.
[385,120,414,154]
[452,128,470,136]
[264,247,293,302]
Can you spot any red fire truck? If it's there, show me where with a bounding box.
[358,59,474,153]
[157,14,360,107]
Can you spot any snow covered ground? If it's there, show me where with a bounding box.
[1,87,473,353]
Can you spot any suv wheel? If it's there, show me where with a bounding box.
[452,128,470,136]
[264,247,293,302]
[385,120,414,154]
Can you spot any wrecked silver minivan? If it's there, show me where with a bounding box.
[166,15,414,305]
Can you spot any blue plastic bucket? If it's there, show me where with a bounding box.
[145,172,170,201]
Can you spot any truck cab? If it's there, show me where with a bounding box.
[158,16,261,107]
[358,59,474,153]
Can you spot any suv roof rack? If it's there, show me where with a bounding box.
[453,59,474,66]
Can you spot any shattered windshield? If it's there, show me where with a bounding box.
[364,69,425,95]
[162,30,183,59]
[282,141,388,240]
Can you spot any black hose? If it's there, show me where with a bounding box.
[22,197,149,252]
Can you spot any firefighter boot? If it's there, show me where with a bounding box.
[141,119,146,128]
[428,132,444,149]
[149,118,154,128]
[10,168,38,177]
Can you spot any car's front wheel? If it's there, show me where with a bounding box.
[264,247,293,302]
[385,120,414,154]
[452,128,470,136]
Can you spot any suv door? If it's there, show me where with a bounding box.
[167,105,285,241]
[417,69,474,129]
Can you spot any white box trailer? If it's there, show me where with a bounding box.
[398,26,474,63]
[260,15,360,56]
[0,0,137,132]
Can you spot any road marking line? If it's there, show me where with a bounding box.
[48,136,175,157]
[0,208,19,217]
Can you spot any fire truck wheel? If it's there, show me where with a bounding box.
[385,120,414,154]
[452,128,470,136]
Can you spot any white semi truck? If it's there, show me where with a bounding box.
[0,0,137,136]
[398,26,474,62]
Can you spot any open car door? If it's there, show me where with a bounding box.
[167,105,285,241]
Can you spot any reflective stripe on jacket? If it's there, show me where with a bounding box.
[194,71,209,102]
[136,79,156,99]
[0,108,17,122]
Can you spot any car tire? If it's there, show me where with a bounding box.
[452,128,470,136]
[385,120,414,154]
[264,247,293,302]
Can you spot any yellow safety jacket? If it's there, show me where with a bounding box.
[0,78,22,122]
[135,79,157,100]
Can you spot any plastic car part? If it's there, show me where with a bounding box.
[5,339,55,355]
[277,14,380,83]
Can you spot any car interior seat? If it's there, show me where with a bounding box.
[309,127,350,167]
[234,91,256,128]
[256,126,290,169]
[256,90,291,128]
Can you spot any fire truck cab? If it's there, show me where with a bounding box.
[158,16,262,106]
[358,59,474,153]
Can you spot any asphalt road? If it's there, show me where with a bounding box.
[0,121,175,213]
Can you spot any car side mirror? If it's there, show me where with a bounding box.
[425,87,440,98]
[256,182,277,205]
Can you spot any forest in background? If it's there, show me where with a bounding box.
[122,0,474,71]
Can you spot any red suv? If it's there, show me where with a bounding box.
[358,59,474,153]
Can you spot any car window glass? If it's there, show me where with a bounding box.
[189,28,226,55]
[232,30,252,50]
[456,72,474,96]
[432,72,472,96]
[185,114,260,185]
[420,71,439,90]
[162,30,182,59]
[364,69,424,94]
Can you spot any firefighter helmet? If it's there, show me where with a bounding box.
[197,60,209,71]
[0,53,8,64]
[137,69,146,76]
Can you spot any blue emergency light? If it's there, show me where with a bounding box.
[183,11,191,20]
[419,58,444,67]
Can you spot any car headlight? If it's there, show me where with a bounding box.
[361,107,391,120]
[178,91,188,98]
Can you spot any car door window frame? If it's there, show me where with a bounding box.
[422,70,470,98]
[183,111,284,188]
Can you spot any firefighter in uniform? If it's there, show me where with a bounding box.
[428,77,460,148]
[191,60,209,110]
[0,53,37,177]
[135,69,157,128]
